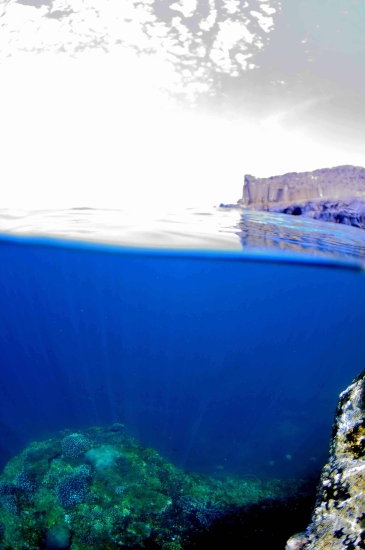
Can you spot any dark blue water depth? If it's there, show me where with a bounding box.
[0,237,364,481]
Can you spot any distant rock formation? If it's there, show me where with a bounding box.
[268,198,365,230]
[232,165,365,230]
[239,165,365,207]
[286,369,365,549]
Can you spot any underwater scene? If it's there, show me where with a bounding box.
[0,203,365,549]
[0,0,365,550]
[1,0,365,545]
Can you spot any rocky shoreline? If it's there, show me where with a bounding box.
[223,165,365,231]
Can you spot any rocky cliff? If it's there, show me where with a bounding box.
[234,165,365,230]
[286,369,365,550]
[239,165,365,207]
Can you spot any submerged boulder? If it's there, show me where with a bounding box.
[85,444,121,473]
[287,369,365,549]
[46,525,71,549]
[0,425,308,549]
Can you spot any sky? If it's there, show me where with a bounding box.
[0,0,364,210]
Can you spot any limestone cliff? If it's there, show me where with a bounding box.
[239,166,365,207]
[235,165,365,230]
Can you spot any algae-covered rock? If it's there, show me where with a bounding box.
[0,425,306,549]
[287,369,365,549]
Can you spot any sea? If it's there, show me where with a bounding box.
[0,205,365,548]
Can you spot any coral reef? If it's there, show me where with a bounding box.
[0,481,18,515]
[56,469,91,508]
[0,425,311,549]
[61,434,91,459]
[287,368,365,549]
[14,470,37,494]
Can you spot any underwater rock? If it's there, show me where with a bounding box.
[285,532,308,550]
[230,165,365,229]
[288,369,365,549]
[0,425,309,549]
[46,525,71,549]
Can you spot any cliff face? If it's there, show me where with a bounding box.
[236,166,365,230]
[286,370,365,550]
[239,166,365,207]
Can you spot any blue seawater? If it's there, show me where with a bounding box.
[0,208,364,485]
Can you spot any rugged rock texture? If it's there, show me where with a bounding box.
[287,369,365,550]
[235,165,365,230]
[239,165,365,207]
[268,198,365,230]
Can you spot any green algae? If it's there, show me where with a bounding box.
[0,425,304,549]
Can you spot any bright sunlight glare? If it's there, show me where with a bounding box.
[1,55,363,212]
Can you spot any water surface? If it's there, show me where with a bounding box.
[0,208,364,482]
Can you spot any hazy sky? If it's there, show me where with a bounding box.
[0,0,364,210]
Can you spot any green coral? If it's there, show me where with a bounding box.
[0,425,303,549]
